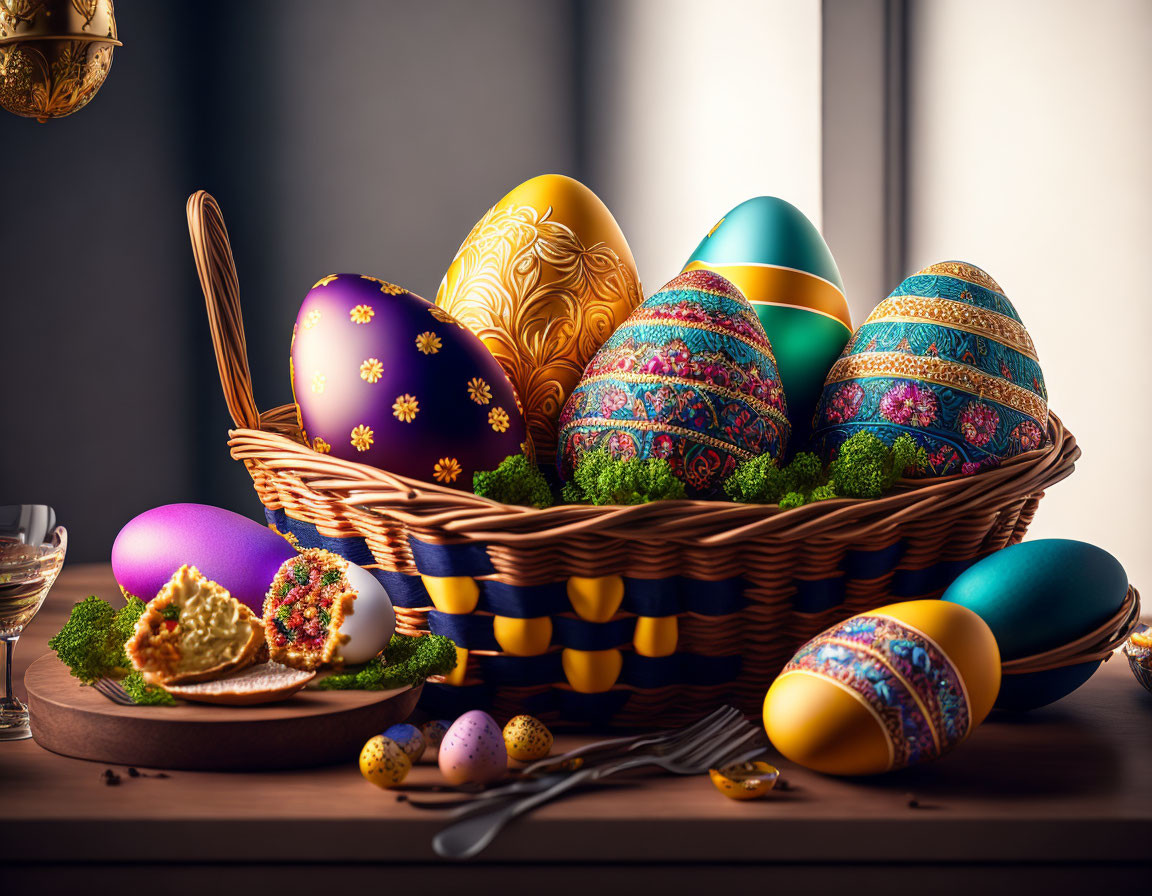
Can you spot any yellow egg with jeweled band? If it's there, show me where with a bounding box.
[436,174,642,465]
[503,714,553,761]
[764,600,1000,776]
[359,735,411,789]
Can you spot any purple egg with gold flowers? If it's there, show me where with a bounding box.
[291,274,528,488]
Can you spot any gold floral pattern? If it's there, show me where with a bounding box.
[360,275,406,295]
[313,274,338,288]
[392,394,419,422]
[312,436,330,454]
[467,377,492,405]
[415,331,442,355]
[433,457,462,483]
[350,424,374,452]
[360,358,384,383]
[350,304,374,324]
[311,373,326,393]
[0,35,116,122]
[488,407,510,433]
[868,295,1039,360]
[302,309,322,329]
[435,201,642,463]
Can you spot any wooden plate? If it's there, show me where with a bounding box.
[26,654,422,771]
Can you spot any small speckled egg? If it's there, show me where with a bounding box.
[502,715,553,762]
[291,273,528,488]
[359,735,411,789]
[709,761,780,800]
[421,719,451,763]
[438,710,507,786]
[381,723,425,763]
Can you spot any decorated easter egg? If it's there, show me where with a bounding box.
[683,197,851,444]
[439,710,507,785]
[502,714,553,761]
[811,262,1048,477]
[420,719,452,763]
[112,504,295,612]
[764,600,1000,775]
[557,269,790,496]
[291,274,528,489]
[944,540,1129,710]
[381,723,426,762]
[436,174,642,464]
[359,735,411,789]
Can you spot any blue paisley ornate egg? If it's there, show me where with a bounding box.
[556,269,790,497]
[291,274,528,489]
[811,261,1048,476]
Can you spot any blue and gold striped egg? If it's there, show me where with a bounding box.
[556,269,790,497]
[683,197,852,444]
[811,262,1048,476]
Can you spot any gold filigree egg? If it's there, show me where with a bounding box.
[436,174,642,464]
[0,0,120,122]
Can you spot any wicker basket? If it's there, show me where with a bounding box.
[189,190,1084,726]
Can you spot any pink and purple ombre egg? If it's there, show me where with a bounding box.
[111,503,295,612]
[290,274,528,489]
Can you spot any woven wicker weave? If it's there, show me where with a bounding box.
[189,189,1088,726]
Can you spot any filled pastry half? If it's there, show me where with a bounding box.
[126,565,265,685]
[263,548,356,670]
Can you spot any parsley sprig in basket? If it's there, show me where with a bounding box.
[188,190,1079,726]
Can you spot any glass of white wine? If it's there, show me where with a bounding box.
[0,505,66,741]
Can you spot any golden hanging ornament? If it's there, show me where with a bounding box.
[0,0,119,122]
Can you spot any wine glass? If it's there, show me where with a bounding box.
[0,505,67,741]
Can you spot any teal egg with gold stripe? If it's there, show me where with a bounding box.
[811,261,1048,477]
[557,269,790,497]
[683,197,852,446]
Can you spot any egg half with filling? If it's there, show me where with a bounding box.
[292,274,528,488]
[811,261,1048,476]
[557,269,790,496]
[436,174,642,464]
[683,196,851,445]
[764,600,1000,775]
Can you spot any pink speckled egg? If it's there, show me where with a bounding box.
[291,274,529,488]
[438,710,507,786]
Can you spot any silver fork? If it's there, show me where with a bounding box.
[404,706,743,811]
[432,715,766,859]
[517,705,738,776]
[93,677,134,706]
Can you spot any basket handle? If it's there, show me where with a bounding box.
[187,190,261,430]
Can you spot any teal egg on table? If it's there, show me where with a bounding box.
[811,261,1048,477]
[683,196,852,446]
[943,539,1129,710]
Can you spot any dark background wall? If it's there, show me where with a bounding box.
[0,0,585,560]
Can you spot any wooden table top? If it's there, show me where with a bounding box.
[4,564,1151,884]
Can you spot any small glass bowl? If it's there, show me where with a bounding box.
[1121,622,1152,694]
